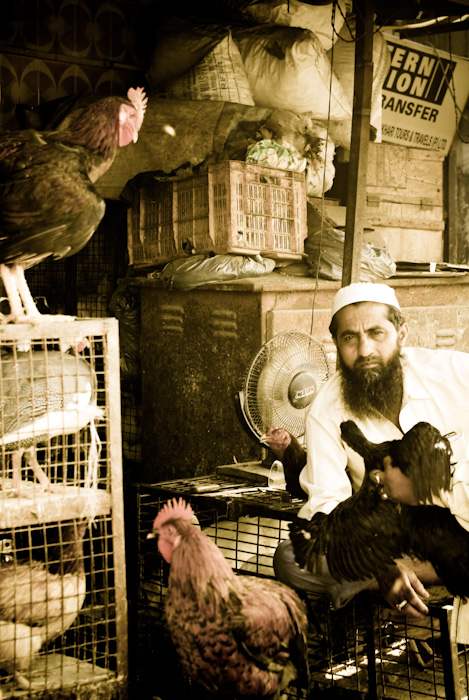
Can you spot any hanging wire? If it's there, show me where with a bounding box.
[441,26,469,144]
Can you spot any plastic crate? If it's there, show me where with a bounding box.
[127,161,307,268]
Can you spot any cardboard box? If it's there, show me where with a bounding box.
[365,142,445,261]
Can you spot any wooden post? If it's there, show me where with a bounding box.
[342,0,374,285]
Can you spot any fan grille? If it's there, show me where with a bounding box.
[244,331,332,439]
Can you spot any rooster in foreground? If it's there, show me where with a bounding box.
[289,421,469,600]
[0,519,87,689]
[260,428,307,500]
[148,498,309,699]
[0,86,147,323]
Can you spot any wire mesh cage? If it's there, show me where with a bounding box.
[135,479,469,700]
[0,318,127,699]
[24,201,128,319]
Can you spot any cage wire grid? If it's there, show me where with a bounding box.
[134,482,469,700]
[0,318,127,699]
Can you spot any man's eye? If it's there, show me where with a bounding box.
[372,330,384,337]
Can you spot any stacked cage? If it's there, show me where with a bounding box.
[135,478,469,700]
[0,318,127,699]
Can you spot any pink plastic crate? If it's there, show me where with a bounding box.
[128,161,307,267]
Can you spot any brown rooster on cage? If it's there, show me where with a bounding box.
[260,428,307,499]
[0,86,147,323]
[289,421,469,600]
[0,519,87,689]
[148,498,309,700]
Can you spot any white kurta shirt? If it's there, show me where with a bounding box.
[298,346,469,531]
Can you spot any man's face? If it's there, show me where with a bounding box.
[334,302,409,419]
[334,302,408,371]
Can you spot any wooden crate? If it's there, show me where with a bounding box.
[127,161,307,268]
[365,143,445,262]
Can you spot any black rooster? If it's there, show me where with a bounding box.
[0,87,147,322]
[260,428,307,499]
[289,421,469,599]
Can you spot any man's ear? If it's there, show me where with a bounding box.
[398,322,409,345]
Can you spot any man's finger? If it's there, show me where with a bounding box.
[403,601,429,618]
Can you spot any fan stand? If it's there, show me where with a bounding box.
[233,390,275,470]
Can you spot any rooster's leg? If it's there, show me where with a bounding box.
[25,449,52,489]
[409,638,434,667]
[10,448,60,495]
[0,264,39,324]
[14,265,43,319]
[10,449,25,494]
[0,264,75,325]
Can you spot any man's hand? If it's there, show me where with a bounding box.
[375,561,430,618]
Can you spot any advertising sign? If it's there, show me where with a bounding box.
[381,34,469,155]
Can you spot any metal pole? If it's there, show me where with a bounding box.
[342,0,374,285]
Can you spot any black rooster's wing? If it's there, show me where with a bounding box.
[289,482,404,583]
[289,420,406,583]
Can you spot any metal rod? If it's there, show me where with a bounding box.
[342,0,374,285]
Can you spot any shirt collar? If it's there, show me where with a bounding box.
[401,349,432,401]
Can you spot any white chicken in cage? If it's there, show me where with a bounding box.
[0,347,104,495]
[0,520,88,690]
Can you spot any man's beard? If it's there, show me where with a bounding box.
[340,346,404,420]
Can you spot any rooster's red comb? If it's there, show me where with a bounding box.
[152,497,194,531]
[126,86,147,132]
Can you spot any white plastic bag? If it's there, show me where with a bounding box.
[159,254,276,291]
[233,26,352,119]
[242,0,347,52]
[306,228,396,281]
[152,32,255,106]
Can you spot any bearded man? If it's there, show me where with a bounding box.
[274,282,469,618]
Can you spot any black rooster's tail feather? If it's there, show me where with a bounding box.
[403,506,469,599]
[394,423,453,503]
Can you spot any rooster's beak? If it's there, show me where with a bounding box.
[147,531,156,539]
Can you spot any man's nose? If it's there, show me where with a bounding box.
[358,334,374,356]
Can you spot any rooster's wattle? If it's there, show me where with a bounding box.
[148,498,309,700]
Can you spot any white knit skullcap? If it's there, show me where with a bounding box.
[331,283,401,318]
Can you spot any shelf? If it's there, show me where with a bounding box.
[0,483,112,528]
[0,653,120,698]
